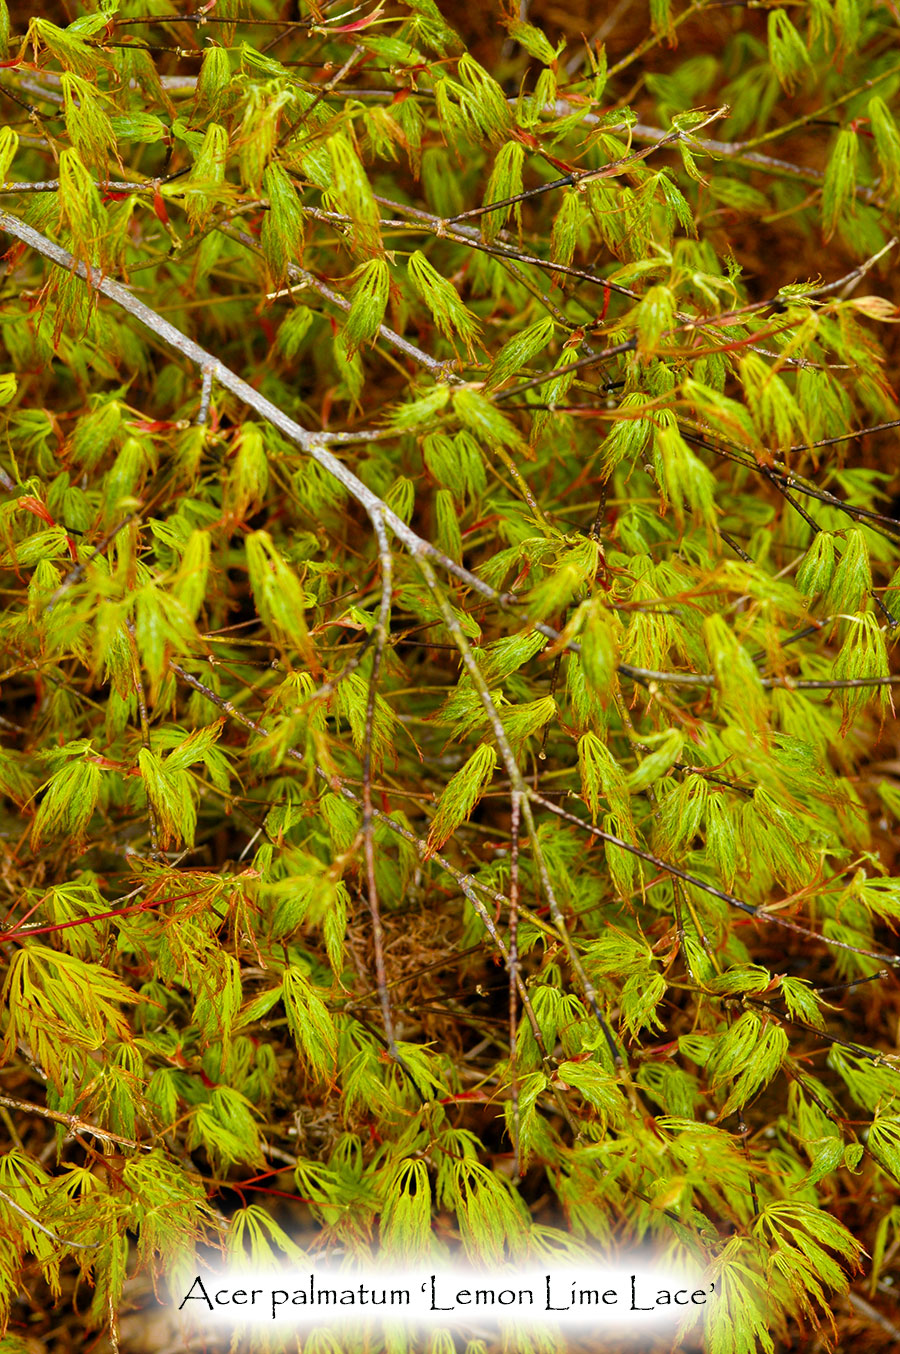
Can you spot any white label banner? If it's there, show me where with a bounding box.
[174,1258,716,1335]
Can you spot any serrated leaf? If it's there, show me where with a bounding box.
[261,163,305,286]
[485,317,555,390]
[246,530,314,652]
[480,140,525,243]
[326,133,382,256]
[343,257,390,354]
[822,129,858,239]
[426,742,496,854]
[282,967,337,1082]
[409,252,481,352]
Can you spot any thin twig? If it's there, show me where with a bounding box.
[360,509,401,1060]
[8,213,898,716]
[281,45,365,145]
[0,1184,100,1250]
[125,620,160,859]
[0,1092,150,1151]
[165,662,554,1014]
[237,223,459,381]
[446,110,728,225]
[508,790,522,1175]
[529,792,900,968]
[846,1290,900,1342]
[416,554,622,1067]
[196,363,214,426]
[547,103,896,209]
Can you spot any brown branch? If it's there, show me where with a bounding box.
[444,112,726,225]
[0,1092,151,1152]
[416,555,622,1067]
[125,619,160,859]
[508,789,522,1176]
[846,1291,900,1343]
[5,211,896,712]
[359,509,402,1063]
[165,664,547,986]
[529,792,900,968]
[546,103,897,209]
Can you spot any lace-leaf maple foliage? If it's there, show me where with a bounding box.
[2,1,900,1351]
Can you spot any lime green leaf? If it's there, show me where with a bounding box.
[426,742,496,854]
[409,252,481,352]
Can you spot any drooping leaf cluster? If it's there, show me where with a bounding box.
[1,2,900,1352]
